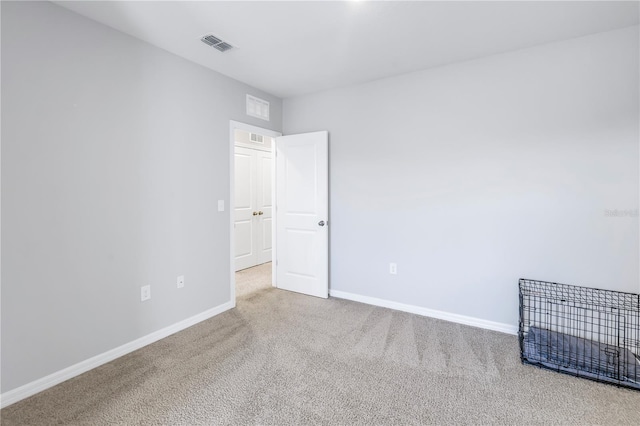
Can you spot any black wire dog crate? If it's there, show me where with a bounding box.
[519,279,640,390]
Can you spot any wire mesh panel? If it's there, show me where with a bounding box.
[519,279,640,390]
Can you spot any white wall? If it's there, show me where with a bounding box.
[284,26,640,328]
[1,1,281,394]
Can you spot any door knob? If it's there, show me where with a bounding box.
[258,211,264,215]
[252,211,258,216]
[318,220,325,227]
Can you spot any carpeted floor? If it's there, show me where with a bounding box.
[2,263,639,425]
[235,262,274,298]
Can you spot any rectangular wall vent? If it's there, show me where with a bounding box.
[201,34,234,52]
[250,133,264,143]
[246,95,270,121]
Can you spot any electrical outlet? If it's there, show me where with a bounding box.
[217,200,225,212]
[177,275,184,289]
[141,285,151,301]
[389,263,397,275]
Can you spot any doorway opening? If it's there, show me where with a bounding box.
[229,121,281,305]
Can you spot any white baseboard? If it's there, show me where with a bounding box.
[0,300,235,409]
[329,290,518,335]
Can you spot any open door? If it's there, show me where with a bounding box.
[275,131,328,298]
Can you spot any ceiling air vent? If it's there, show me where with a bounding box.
[200,34,234,52]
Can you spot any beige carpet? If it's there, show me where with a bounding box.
[236,262,273,298]
[2,264,639,425]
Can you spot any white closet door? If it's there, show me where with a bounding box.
[256,150,273,264]
[234,147,257,271]
[234,146,272,271]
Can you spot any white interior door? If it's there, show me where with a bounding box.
[234,146,272,271]
[275,131,328,298]
[256,150,273,264]
[234,147,257,271]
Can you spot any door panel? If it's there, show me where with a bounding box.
[260,154,273,207]
[234,152,253,209]
[275,131,328,298]
[234,220,253,258]
[284,145,317,214]
[285,229,316,276]
[262,218,272,251]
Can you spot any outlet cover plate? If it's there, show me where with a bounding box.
[389,263,397,275]
[141,285,151,301]
[177,275,184,289]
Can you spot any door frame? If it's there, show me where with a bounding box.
[229,120,282,305]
